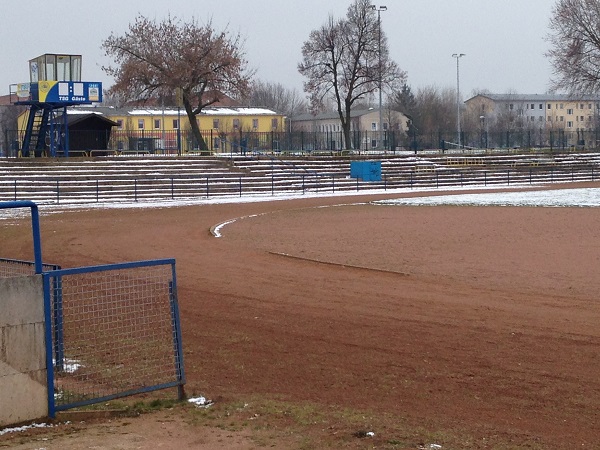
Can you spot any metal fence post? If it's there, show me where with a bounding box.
[169,271,186,401]
[53,274,64,373]
[43,274,56,419]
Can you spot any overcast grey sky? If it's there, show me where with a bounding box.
[1,0,557,100]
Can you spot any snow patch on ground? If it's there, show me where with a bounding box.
[374,187,600,208]
[0,422,58,436]
[188,397,213,408]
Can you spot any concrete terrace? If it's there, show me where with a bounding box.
[1,152,600,204]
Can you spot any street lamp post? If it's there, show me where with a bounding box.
[373,5,387,150]
[452,53,465,149]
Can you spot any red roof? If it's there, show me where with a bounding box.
[0,94,14,106]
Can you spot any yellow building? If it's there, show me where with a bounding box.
[18,105,286,154]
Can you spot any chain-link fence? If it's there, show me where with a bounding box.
[0,258,59,278]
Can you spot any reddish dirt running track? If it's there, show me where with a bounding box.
[2,185,600,449]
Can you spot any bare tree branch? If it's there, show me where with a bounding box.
[547,0,600,94]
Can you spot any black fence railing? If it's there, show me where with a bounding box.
[0,165,598,204]
[4,128,600,157]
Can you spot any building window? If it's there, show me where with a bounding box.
[539,116,544,121]
[548,104,552,109]
[530,103,534,109]
[154,119,161,129]
[371,122,377,130]
[173,119,179,129]
[213,119,219,130]
[271,118,278,129]
[580,104,584,109]
[589,104,593,109]
[383,122,389,130]
[539,104,543,109]
[116,119,123,129]
[560,103,564,109]
[547,116,552,122]
[137,119,144,129]
[567,121,573,128]
[252,119,258,129]
[560,116,564,121]
[233,118,240,129]
[567,108,573,115]
[509,104,514,110]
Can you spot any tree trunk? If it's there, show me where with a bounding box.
[342,102,352,150]
[183,97,208,151]
[342,121,352,150]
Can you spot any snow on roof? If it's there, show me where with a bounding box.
[67,109,103,115]
[127,107,278,116]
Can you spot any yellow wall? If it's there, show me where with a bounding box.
[107,110,285,133]
[18,108,286,133]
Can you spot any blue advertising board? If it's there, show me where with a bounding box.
[350,161,382,182]
[28,81,102,104]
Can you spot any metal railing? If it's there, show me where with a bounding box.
[0,164,598,205]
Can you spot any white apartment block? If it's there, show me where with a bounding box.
[465,94,600,131]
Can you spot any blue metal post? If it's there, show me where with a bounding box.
[43,274,56,418]
[63,106,69,158]
[169,263,186,400]
[0,201,43,273]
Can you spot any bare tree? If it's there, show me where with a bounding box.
[413,86,456,135]
[243,80,308,118]
[547,0,600,93]
[298,0,405,149]
[102,15,252,150]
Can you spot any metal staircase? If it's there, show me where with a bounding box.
[21,106,67,157]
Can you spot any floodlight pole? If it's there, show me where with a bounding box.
[373,5,387,150]
[452,53,465,149]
